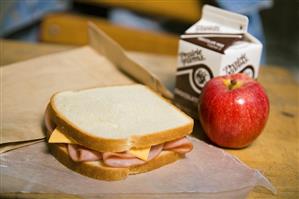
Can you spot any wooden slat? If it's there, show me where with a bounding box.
[40,13,179,55]
[75,0,201,23]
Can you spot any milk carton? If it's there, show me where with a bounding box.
[174,5,262,118]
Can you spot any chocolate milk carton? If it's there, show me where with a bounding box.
[174,5,262,118]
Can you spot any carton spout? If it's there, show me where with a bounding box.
[186,5,249,35]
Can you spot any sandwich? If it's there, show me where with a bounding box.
[44,84,194,181]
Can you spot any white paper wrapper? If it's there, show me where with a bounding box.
[0,137,276,198]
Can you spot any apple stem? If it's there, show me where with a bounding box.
[229,79,237,90]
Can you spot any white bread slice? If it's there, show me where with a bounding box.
[49,84,193,152]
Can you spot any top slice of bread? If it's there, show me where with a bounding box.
[49,84,193,152]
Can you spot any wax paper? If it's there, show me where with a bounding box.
[0,137,276,198]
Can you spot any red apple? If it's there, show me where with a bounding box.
[199,73,270,148]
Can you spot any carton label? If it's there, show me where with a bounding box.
[180,49,205,65]
[182,35,243,54]
[221,53,255,78]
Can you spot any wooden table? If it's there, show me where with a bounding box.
[1,40,298,199]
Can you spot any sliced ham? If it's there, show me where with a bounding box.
[147,144,164,161]
[68,144,102,162]
[163,137,193,154]
[102,152,145,168]
[102,144,163,168]
[64,137,192,167]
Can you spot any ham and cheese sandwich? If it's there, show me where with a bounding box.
[45,85,193,181]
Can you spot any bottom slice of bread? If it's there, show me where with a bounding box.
[49,143,183,181]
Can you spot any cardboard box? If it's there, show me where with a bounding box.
[174,5,263,118]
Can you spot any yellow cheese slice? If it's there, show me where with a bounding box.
[48,128,78,144]
[48,128,151,161]
[128,147,151,161]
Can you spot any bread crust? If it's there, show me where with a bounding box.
[48,85,194,152]
[49,143,183,181]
